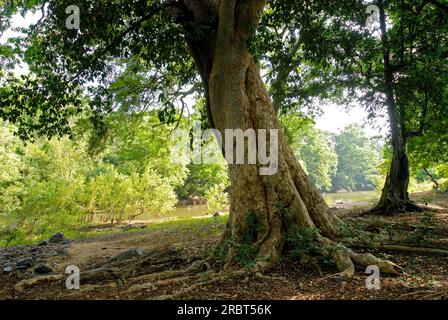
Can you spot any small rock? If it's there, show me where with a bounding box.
[16,257,34,269]
[34,263,53,275]
[3,266,14,273]
[38,241,49,246]
[49,233,65,243]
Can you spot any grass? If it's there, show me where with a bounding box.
[0,214,229,247]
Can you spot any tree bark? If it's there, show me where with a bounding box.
[181,0,399,274]
[373,2,420,215]
[423,167,441,191]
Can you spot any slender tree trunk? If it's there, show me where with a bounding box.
[373,3,419,215]
[181,0,399,274]
[423,167,441,191]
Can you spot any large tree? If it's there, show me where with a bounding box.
[301,0,448,214]
[0,0,401,274]
[370,0,448,213]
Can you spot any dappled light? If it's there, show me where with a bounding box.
[0,0,447,306]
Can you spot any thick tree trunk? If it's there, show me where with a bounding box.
[210,57,341,269]
[374,3,420,215]
[182,0,399,275]
[374,135,417,214]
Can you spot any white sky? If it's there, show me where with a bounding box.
[0,11,35,43]
[316,104,386,137]
[2,12,388,138]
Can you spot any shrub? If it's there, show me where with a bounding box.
[204,184,229,213]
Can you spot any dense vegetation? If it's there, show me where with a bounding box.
[1,110,445,246]
[0,0,447,280]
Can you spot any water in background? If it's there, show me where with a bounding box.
[163,191,377,219]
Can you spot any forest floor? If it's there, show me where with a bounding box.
[1,191,448,300]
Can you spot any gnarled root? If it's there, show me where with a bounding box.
[318,238,402,277]
[125,259,213,294]
[15,274,64,292]
[401,289,448,300]
[370,200,423,216]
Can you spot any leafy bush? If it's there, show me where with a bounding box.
[204,184,229,213]
[0,117,183,245]
[83,166,177,223]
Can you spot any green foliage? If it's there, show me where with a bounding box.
[408,116,448,191]
[204,184,229,214]
[282,115,338,192]
[409,212,436,245]
[217,234,259,269]
[285,226,334,267]
[177,162,229,199]
[82,165,177,224]
[0,115,184,246]
[282,117,382,192]
[216,211,265,268]
[286,227,321,257]
[332,124,382,192]
[0,122,23,215]
[0,132,93,245]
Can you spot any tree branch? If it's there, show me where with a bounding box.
[216,0,237,48]
[427,0,448,12]
[272,31,302,112]
[235,0,266,39]
[0,0,15,38]
[69,2,165,83]
[24,1,48,42]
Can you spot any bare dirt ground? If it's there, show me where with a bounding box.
[1,191,447,300]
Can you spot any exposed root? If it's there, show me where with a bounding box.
[65,283,119,297]
[254,272,286,281]
[125,258,214,294]
[348,250,402,274]
[401,289,448,300]
[420,290,448,300]
[130,270,187,283]
[127,275,198,293]
[81,267,121,282]
[217,225,402,278]
[150,270,248,300]
[15,274,64,292]
[345,217,448,238]
[151,273,223,300]
[369,200,423,216]
[311,236,402,277]
[348,242,448,256]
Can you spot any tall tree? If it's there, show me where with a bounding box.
[371,0,448,213]
[287,0,448,213]
[0,0,400,274]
